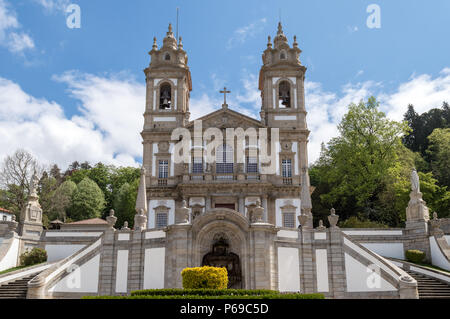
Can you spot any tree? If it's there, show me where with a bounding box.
[70,177,105,221]
[426,128,450,188]
[0,149,42,216]
[311,97,409,226]
[403,101,450,156]
[113,179,139,229]
[48,180,77,221]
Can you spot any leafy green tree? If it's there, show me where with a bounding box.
[113,179,139,228]
[426,128,450,188]
[312,97,409,225]
[70,177,105,221]
[48,180,77,221]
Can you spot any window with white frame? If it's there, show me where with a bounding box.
[282,159,292,178]
[158,160,169,178]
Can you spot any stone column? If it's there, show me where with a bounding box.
[238,195,245,215]
[165,224,191,288]
[206,196,212,211]
[249,223,277,290]
[262,195,268,222]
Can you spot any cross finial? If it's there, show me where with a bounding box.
[220,87,231,108]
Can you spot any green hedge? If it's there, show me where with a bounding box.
[405,249,425,264]
[181,266,228,289]
[131,289,278,296]
[83,293,324,300]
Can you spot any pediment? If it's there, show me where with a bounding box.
[187,108,265,130]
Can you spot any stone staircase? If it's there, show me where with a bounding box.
[406,270,450,299]
[0,274,36,299]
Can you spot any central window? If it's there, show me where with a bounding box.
[216,144,233,174]
[246,156,258,173]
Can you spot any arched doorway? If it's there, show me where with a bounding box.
[191,209,250,289]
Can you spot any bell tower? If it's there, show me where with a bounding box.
[143,23,192,131]
[258,22,307,130]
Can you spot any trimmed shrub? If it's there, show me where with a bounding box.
[405,250,426,264]
[131,289,278,296]
[181,266,228,289]
[20,248,47,266]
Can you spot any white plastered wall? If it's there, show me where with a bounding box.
[143,247,165,289]
[45,244,86,262]
[277,247,300,292]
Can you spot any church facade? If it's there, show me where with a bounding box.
[1,23,450,299]
[139,23,314,290]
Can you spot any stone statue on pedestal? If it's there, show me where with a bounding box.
[406,169,430,222]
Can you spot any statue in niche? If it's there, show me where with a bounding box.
[202,236,242,289]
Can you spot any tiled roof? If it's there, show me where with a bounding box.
[0,207,13,214]
[66,218,108,225]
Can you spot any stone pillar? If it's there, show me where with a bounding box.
[128,230,144,292]
[404,169,431,261]
[206,196,211,211]
[262,195,268,222]
[238,195,245,215]
[98,228,116,295]
[299,227,314,293]
[249,223,277,290]
[165,224,191,288]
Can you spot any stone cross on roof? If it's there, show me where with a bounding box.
[220,87,231,108]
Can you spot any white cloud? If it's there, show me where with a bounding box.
[227,18,267,50]
[34,0,70,13]
[7,32,34,52]
[305,69,450,163]
[0,0,35,54]
[0,72,145,169]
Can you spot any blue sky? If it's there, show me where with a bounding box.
[0,0,449,168]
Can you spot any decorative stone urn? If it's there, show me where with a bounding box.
[252,201,264,223]
[177,200,190,224]
[134,208,147,231]
[106,209,117,229]
[328,208,339,228]
[298,213,309,229]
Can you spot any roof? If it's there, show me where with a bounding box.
[0,207,13,214]
[66,218,108,225]
[186,107,265,129]
[50,219,64,224]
